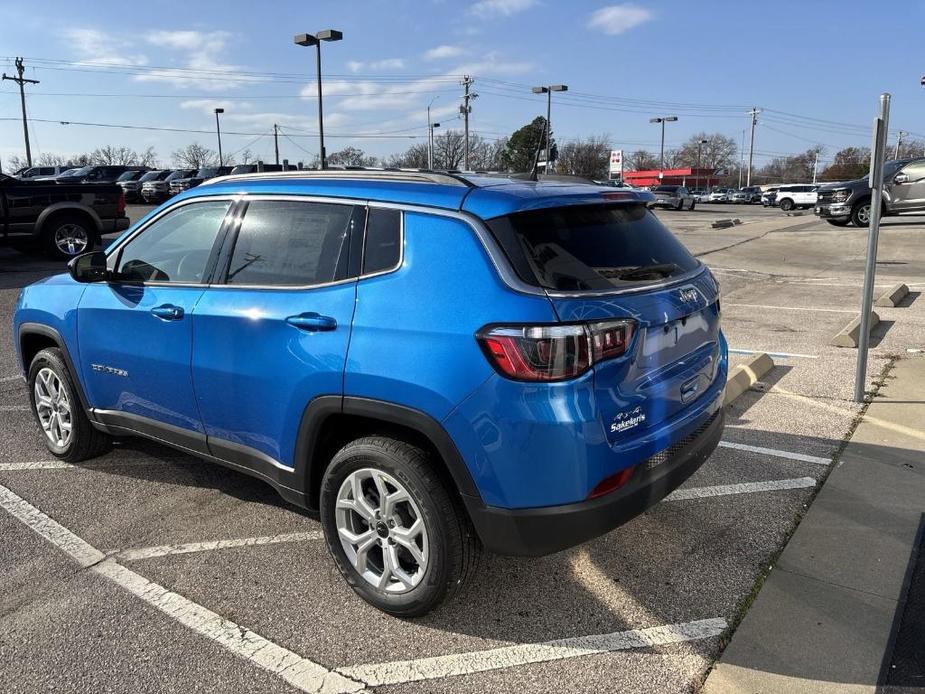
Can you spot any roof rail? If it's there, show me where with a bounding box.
[200,167,476,188]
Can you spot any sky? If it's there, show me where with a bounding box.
[1,0,924,171]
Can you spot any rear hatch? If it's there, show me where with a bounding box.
[484,202,722,445]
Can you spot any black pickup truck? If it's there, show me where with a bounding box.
[0,173,130,259]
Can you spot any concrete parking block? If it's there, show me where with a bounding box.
[875,282,910,307]
[831,311,880,348]
[723,352,774,406]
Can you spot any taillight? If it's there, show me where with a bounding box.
[477,320,635,382]
[117,191,126,215]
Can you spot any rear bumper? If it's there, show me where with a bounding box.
[466,405,724,556]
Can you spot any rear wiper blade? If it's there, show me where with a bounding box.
[606,263,679,281]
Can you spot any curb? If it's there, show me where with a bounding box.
[724,353,774,406]
[875,282,910,308]
[831,311,880,348]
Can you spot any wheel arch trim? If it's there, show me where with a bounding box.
[17,322,93,416]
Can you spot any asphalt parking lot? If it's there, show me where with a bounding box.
[1,202,923,693]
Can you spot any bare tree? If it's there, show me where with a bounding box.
[675,133,738,171]
[327,146,379,167]
[138,146,159,167]
[3,154,27,173]
[757,146,824,183]
[467,135,506,171]
[626,149,660,171]
[434,130,466,169]
[172,143,218,169]
[36,152,70,166]
[90,145,141,165]
[557,136,612,180]
[385,143,428,168]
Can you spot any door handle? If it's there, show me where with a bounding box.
[286,312,337,332]
[150,304,184,320]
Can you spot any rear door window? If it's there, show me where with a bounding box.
[225,200,362,286]
[486,203,700,291]
[362,208,401,275]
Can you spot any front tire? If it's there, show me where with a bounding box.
[42,214,95,260]
[28,348,111,461]
[690,200,696,211]
[851,201,871,227]
[779,198,794,212]
[320,436,481,617]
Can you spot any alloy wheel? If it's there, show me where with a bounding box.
[335,468,429,594]
[54,224,89,256]
[34,367,72,448]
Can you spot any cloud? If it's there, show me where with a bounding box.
[136,29,247,90]
[469,0,537,18]
[587,4,653,35]
[61,28,148,67]
[424,45,464,61]
[346,58,406,72]
[300,54,532,112]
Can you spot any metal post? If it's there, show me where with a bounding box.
[812,152,818,184]
[315,42,325,169]
[273,124,280,165]
[427,105,433,169]
[895,130,904,159]
[854,93,891,403]
[214,110,223,165]
[659,119,666,173]
[697,141,703,190]
[545,89,552,173]
[746,107,759,187]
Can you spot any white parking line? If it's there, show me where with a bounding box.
[117,531,324,561]
[729,348,818,359]
[336,617,727,687]
[0,405,29,411]
[718,440,831,466]
[666,477,816,501]
[0,483,362,694]
[724,303,856,314]
[0,458,191,472]
[1,374,22,383]
[0,461,75,471]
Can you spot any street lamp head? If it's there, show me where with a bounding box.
[214,108,224,114]
[550,84,568,92]
[531,86,548,94]
[316,29,343,42]
[433,123,440,128]
[649,117,662,123]
[293,33,318,46]
[664,116,678,122]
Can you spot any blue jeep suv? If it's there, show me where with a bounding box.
[13,169,727,616]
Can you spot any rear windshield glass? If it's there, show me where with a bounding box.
[486,203,700,291]
[655,185,678,192]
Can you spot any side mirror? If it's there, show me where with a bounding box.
[67,251,109,283]
[894,173,909,184]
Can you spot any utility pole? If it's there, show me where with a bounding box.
[273,124,280,165]
[2,57,40,167]
[460,75,476,170]
[895,130,905,159]
[746,107,759,187]
[214,108,224,165]
[812,151,819,184]
[738,129,745,188]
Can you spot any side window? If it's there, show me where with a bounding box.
[363,208,401,275]
[226,201,360,286]
[900,161,925,181]
[115,200,231,283]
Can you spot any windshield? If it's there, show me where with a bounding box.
[195,168,219,178]
[117,171,139,181]
[68,166,94,176]
[486,203,700,291]
[655,185,678,192]
[138,171,162,182]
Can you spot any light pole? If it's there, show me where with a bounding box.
[531,84,567,173]
[649,116,678,177]
[294,29,343,170]
[214,108,224,165]
[428,122,441,169]
[427,96,439,169]
[696,138,707,190]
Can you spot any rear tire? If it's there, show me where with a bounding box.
[779,198,794,212]
[689,200,696,211]
[42,214,95,260]
[28,348,111,462]
[320,436,481,617]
